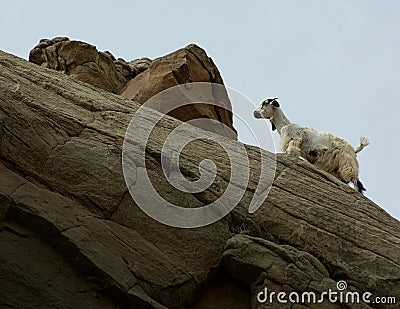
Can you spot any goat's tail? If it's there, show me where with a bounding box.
[355,137,369,154]
[335,146,366,194]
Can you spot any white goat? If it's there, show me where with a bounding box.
[254,98,369,193]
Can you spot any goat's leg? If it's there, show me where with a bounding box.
[280,135,291,153]
[286,139,302,157]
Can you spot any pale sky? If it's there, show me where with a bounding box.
[2,1,399,219]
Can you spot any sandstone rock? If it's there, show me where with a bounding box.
[223,235,367,309]
[1,50,231,308]
[29,38,236,140]
[128,57,152,75]
[0,221,120,309]
[29,37,128,93]
[1,49,400,309]
[120,44,237,140]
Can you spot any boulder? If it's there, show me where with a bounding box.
[29,37,133,94]
[120,44,237,140]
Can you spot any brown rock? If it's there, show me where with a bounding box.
[0,221,120,309]
[223,235,351,309]
[1,49,400,309]
[1,50,230,308]
[120,44,237,140]
[29,37,128,94]
[29,38,236,140]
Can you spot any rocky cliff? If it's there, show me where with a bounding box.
[0,42,399,309]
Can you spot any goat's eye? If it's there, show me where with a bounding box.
[262,100,268,107]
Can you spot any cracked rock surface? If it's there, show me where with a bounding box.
[1,48,400,309]
[1,50,230,308]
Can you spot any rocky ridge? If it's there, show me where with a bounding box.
[29,37,236,140]
[0,41,399,309]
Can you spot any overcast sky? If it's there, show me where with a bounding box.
[2,1,399,219]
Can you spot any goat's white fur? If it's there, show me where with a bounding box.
[254,98,369,192]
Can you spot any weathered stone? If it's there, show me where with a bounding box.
[120,44,237,140]
[0,221,119,309]
[128,57,152,75]
[29,38,236,140]
[29,38,127,93]
[1,48,400,309]
[1,50,232,308]
[223,235,364,308]
[243,157,400,303]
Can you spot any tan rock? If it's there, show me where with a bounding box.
[2,49,400,309]
[29,39,237,140]
[0,221,120,309]
[29,37,127,94]
[1,50,231,308]
[223,235,351,308]
[120,44,237,140]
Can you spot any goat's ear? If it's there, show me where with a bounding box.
[271,121,276,131]
[271,99,280,108]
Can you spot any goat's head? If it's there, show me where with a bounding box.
[254,98,280,131]
[253,98,280,119]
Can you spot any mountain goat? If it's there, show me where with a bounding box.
[254,98,369,193]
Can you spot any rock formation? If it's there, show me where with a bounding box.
[1,43,399,309]
[29,38,236,140]
[29,37,129,94]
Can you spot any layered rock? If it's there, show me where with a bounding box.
[29,38,237,140]
[0,221,119,309]
[1,49,400,309]
[29,37,129,94]
[224,235,347,309]
[1,50,230,309]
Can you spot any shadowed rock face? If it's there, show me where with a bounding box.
[29,38,237,140]
[1,48,400,309]
[0,221,119,309]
